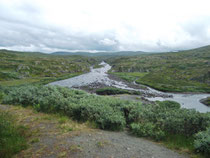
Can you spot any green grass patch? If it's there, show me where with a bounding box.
[163,133,194,151]
[0,110,28,158]
[109,72,148,82]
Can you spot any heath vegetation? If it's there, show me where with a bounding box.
[107,45,210,92]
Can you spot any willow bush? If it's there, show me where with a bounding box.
[2,85,210,155]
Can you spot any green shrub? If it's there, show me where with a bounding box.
[0,92,5,103]
[128,102,210,136]
[194,127,210,155]
[157,100,181,109]
[0,111,27,158]
[130,122,165,141]
[68,100,126,130]
[3,85,210,155]
[96,87,141,95]
[3,85,127,130]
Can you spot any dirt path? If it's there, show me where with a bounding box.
[0,104,188,158]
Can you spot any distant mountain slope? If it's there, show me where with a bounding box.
[0,49,98,86]
[51,51,147,56]
[107,45,210,93]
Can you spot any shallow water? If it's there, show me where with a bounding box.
[49,62,210,113]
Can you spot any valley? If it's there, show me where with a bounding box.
[0,46,210,158]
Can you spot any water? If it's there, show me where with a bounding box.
[49,62,210,113]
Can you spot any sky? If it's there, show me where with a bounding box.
[0,0,210,53]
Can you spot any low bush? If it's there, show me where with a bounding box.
[0,92,5,103]
[0,110,27,158]
[3,85,127,130]
[96,87,141,95]
[157,100,181,109]
[2,85,210,155]
[194,127,210,155]
[128,101,210,136]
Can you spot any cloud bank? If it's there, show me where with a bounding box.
[0,0,210,53]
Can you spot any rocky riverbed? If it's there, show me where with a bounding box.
[49,62,210,113]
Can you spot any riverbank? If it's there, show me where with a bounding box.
[107,71,210,112]
[48,62,210,112]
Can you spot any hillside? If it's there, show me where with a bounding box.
[107,45,210,92]
[52,51,147,56]
[0,49,98,86]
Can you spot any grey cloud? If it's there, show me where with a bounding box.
[0,1,210,53]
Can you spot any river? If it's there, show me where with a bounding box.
[49,62,210,113]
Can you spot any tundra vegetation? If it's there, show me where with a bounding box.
[96,87,141,95]
[0,49,98,87]
[107,45,210,92]
[1,85,210,157]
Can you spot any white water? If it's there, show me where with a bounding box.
[49,62,210,113]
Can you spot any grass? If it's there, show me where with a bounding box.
[109,72,148,82]
[0,73,83,87]
[161,134,208,158]
[0,110,28,158]
[69,144,83,152]
[93,64,104,69]
[107,45,210,92]
[163,134,194,152]
[0,105,90,158]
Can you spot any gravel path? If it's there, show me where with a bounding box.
[67,130,188,158]
[0,104,188,158]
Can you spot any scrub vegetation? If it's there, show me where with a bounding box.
[201,97,210,106]
[0,49,98,86]
[107,45,210,92]
[96,87,141,95]
[1,85,210,157]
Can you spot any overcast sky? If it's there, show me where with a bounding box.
[0,0,210,53]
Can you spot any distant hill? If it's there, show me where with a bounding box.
[51,51,147,56]
[107,45,210,93]
[0,49,98,86]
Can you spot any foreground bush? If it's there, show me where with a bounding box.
[128,101,210,136]
[2,85,210,155]
[3,85,128,130]
[0,92,4,103]
[0,111,27,158]
[194,127,210,155]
